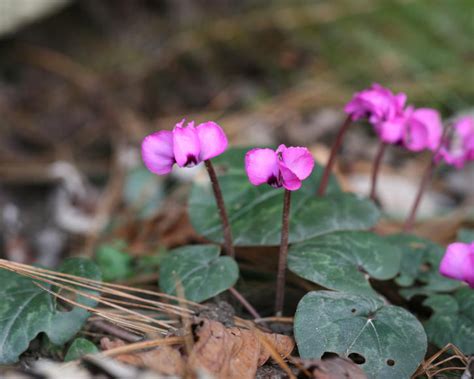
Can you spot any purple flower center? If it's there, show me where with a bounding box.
[267,174,282,188]
[184,154,198,167]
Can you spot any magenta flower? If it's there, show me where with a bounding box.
[439,242,474,288]
[402,107,443,152]
[438,116,474,168]
[344,83,407,144]
[141,120,228,175]
[245,145,314,191]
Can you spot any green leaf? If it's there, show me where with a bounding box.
[0,258,101,364]
[124,167,164,219]
[189,148,379,246]
[424,288,474,354]
[385,234,460,297]
[159,245,238,303]
[64,338,98,362]
[288,231,401,296]
[458,228,474,243]
[294,291,427,379]
[95,241,133,281]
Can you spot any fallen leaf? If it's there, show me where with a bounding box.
[189,319,294,379]
[257,332,295,366]
[100,337,184,376]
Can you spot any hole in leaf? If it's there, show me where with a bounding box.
[321,352,339,360]
[348,352,366,364]
[420,262,432,273]
[387,359,395,366]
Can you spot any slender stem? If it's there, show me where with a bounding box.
[204,160,235,258]
[403,124,451,232]
[204,160,261,319]
[369,142,387,202]
[317,115,352,196]
[229,287,261,319]
[275,189,292,316]
[402,158,436,232]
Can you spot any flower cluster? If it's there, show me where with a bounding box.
[345,83,443,152]
[142,120,315,191]
[439,241,474,288]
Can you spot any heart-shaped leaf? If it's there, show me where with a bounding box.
[385,234,461,297]
[64,338,99,362]
[424,288,474,354]
[288,231,401,295]
[0,258,101,364]
[189,148,379,246]
[159,245,239,303]
[294,291,427,379]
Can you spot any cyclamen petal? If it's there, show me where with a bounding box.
[196,121,228,161]
[375,118,406,144]
[173,121,202,167]
[245,148,279,186]
[278,145,315,181]
[404,108,443,152]
[278,161,302,191]
[439,242,474,288]
[141,131,175,175]
[245,145,314,191]
[465,253,474,288]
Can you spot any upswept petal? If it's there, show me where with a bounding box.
[196,121,228,161]
[463,251,474,288]
[376,118,406,143]
[404,108,442,152]
[277,145,314,180]
[173,122,201,167]
[245,148,279,186]
[278,161,302,191]
[141,130,175,175]
[439,242,472,282]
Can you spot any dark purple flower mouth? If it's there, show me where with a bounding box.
[184,154,198,167]
[267,174,282,188]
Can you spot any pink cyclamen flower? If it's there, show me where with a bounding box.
[245,145,314,191]
[344,83,407,144]
[403,107,443,152]
[141,120,228,175]
[438,116,474,168]
[439,241,474,288]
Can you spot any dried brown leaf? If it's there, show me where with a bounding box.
[189,319,294,379]
[100,337,185,376]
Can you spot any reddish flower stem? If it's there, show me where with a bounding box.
[403,125,450,232]
[317,115,352,196]
[204,160,261,319]
[204,160,235,258]
[275,189,291,316]
[369,142,387,202]
[402,158,436,232]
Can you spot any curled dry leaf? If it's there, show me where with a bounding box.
[189,318,294,379]
[301,357,368,379]
[100,337,185,377]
